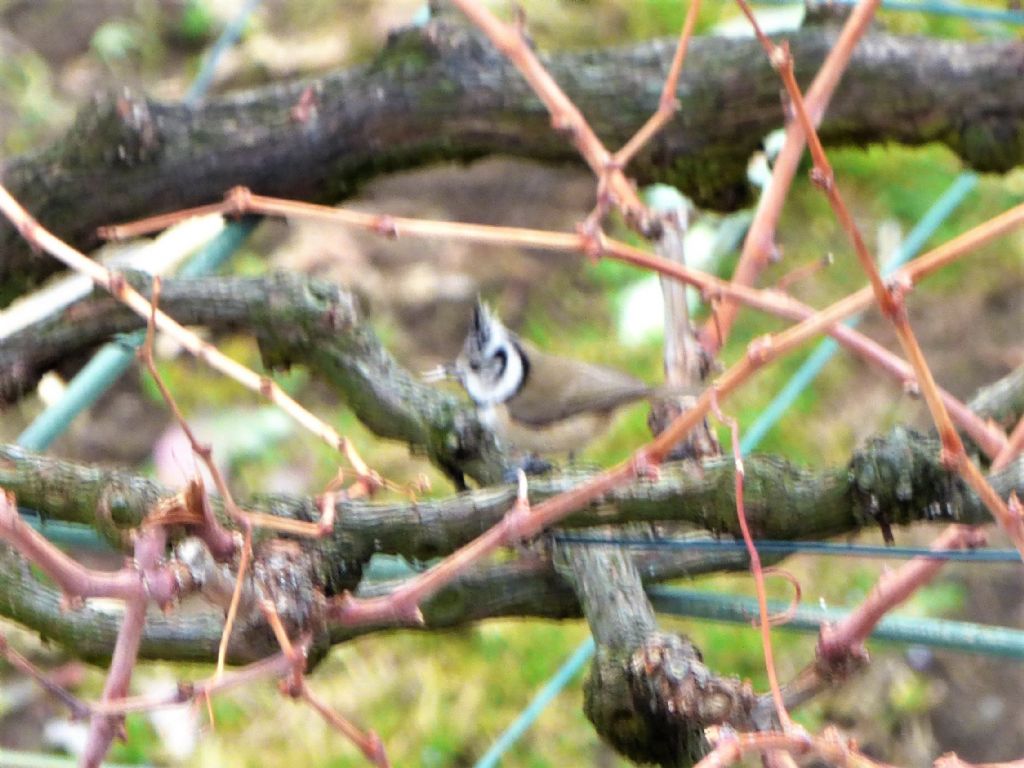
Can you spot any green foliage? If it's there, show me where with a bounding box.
[107,713,158,763]
[0,51,72,155]
[91,22,142,64]
[179,0,217,44]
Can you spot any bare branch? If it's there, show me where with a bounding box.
[735,3,1024,556]
[0,184,379,489]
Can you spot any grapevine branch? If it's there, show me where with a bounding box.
[100,189,1022,459]
[450,0,657,234]
[134,281,385,765]
[6,19,1024,304]
[324,208,1021,630]
[734,0,1024,557]
[4,423,1021,573]
[0,185,379,492]
[0,11,1018,758]
[698,0,881,354]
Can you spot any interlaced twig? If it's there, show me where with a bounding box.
[697,0,881,355]
[85,179,1024,634]
[695,726,895,768]
[613,0,703,169]
[0,490,179,606]
[0,9,1019,762]
[257,589,389,766]
[101,187,1019,458]
[0,184,379,492]
[136,277,355,687]
[0,487,189,766]
[734,0,1024,558]
[448,0,657,234]
[327,222,1020,629]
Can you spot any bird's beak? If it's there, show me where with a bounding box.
[422,363,456,383]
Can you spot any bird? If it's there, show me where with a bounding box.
[426,299,666,455]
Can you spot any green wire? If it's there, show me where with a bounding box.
[647,587,1024,658]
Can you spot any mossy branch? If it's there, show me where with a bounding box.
[0,426,1020,664]
[0,272,510,486]
[2,23,1023,301]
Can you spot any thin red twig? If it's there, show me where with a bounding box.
[711,399,792,730]
[448,0,656,233]
[299,682,390,768]
[103,187,1018,458]
[698,0,881,354]
[0,184,378,489]
[614,0,703,169]
[992,414,1024,472]
[82,525,168,767]
[775,254,833,291]
[0,634,89,720]
[734,0,1024,558]
[0,490,178,605]
[816,524,986,664]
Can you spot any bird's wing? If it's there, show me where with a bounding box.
[507,341,652,427]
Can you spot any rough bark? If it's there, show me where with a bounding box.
[558,542,762,767]
[2,23,1023,302]
[0,534,751,666]
[4,428,1021,570]
[5,272,1023,489]
[1,427,1022,665]
[0,271,511,487]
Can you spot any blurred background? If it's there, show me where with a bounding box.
[1,0,1023,765]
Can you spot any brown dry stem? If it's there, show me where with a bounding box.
[735,1,1024,557]
[103,188,1017,458]
[0,184,377,488]
[698,0,881,354]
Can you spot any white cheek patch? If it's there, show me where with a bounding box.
[486,344,523,405]
[463,371,493,406]
[461,340,524,407]
[477,404,498,428]
[457,312,527,408]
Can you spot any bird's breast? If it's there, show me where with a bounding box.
[490,405,614,454]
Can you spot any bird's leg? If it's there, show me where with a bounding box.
[501,453,552,483]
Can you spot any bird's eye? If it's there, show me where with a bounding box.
[469,360,481,372]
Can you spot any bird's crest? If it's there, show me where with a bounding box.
[470,297,498,353]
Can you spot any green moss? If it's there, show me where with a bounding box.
[367,28,435,77]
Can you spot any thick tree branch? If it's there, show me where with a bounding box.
[558,540,762,767]
[2,24,1022,300]
[0,432,1021,665]
[0,271,510,486]
[0,528,748,667]
[5,272,1022,489]
[3,427,1022,581]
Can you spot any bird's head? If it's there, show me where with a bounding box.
[454,298,526,407]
